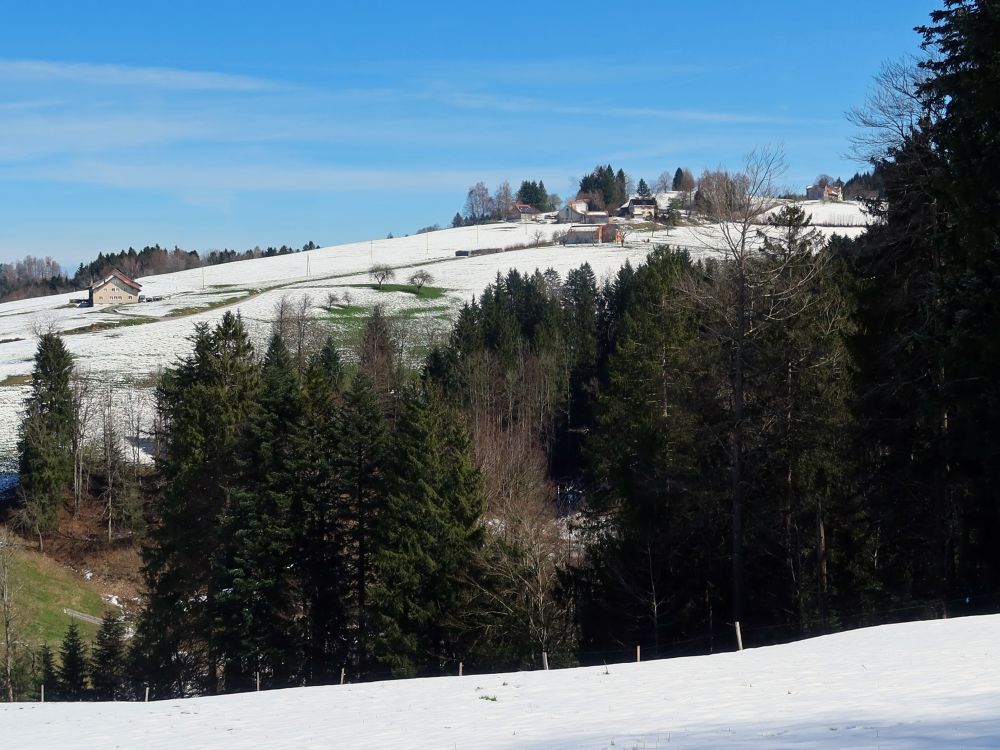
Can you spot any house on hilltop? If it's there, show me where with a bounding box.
[89,269,142,306]
[506,203,542,223]
[806,183,844,202]
[620,196,658,219]
[557,199,609,225]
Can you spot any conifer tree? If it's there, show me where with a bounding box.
[58,622,88,700]
[218,333,302,691]
[136,312,259,696]
[370,388,485,676]
[636,178,651,197]
[917,0,1000,595]
[39,644,58,701]
[90,612,127,701]
[336,373,389,673]
[17,332,75,539]
[583,248,723,651]
[290,337,348,683]
[672,167,685,191]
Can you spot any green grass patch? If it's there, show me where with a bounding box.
[396,304,452,319]
[164,292,255,318]
[10,549,108,647]
[348,283,446,300]
[0,373,31,387]
[325,305,368,318]
[64,316,158,336]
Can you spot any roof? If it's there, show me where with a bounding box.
[620,195,658,209]
[512,203,540,214]
[91,269,142,292]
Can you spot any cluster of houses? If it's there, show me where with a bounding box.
[504,195,671,244]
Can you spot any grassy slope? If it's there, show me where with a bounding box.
[10,548,109,647]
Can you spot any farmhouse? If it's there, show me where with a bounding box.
[557,199,609,225]
[620,196,658,219]
[506,203,542,222]
[806,183,844,202]
[89,269,142,306]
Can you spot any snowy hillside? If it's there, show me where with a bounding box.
[3,614,996,749]
[0,210,867,462]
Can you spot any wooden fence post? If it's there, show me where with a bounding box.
[735,621,744,651]
[40,684,44,703]
[256,672,260,691]
[542,652,549,671]
[340,667,345,685]
[144,686,150,703]
[459,662,463,677]
[636,645,641,663]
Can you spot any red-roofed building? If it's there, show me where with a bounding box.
[89,269,142,306]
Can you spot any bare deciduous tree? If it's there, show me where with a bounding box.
[368,264,395,290]
[70,374,95,516]
[464,182,492,224]
[492,181,514,221]
[1,528,17,702]
[272,294,322,370]
[847,57,932,164]
[407,269,433,293]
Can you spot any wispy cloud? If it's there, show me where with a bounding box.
[6,159,495,193]
[430,89,819,125]
[0,59,273,91]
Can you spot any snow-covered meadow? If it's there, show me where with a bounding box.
[0,204,870,463]
[2,613,995,749]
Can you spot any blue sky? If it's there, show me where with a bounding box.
[0,1,938,268]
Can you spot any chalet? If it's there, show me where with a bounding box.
[805,183,843,202]
[506,203,542,223]
[620,196,658,219]
[89,269,142,306]
[556,199,609,225]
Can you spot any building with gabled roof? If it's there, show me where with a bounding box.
[89,269,142,306]
[506,203,542,222]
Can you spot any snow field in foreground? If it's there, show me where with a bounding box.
[2,614,996,749]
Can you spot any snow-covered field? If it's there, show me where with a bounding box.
[2,614,995,749]
[0,207,868,463]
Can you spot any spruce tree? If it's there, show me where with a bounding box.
[336,373,389,673]
[583,247,723,651]
[39,644,58,701]
[17,332,75,538]
[290,337,348,683]
[918,0,1000,595]
[370,388,485,676]
[58,622,88,700]
[636,178,651,197]
[136,312,259,696]
[218,333,302,691]
[90,612,127,701]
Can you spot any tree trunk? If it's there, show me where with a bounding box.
[1,533,17,702]
[731,278,747,625]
